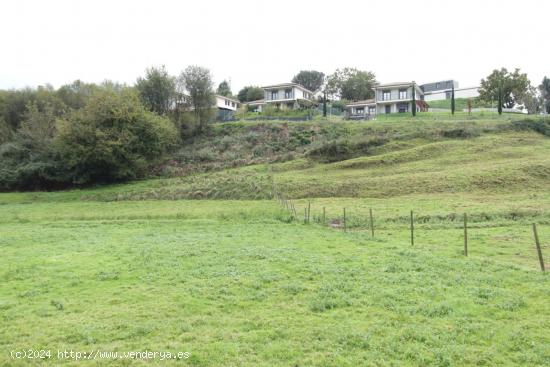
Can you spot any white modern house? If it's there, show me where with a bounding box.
[246,82,314,111]
[345,82,428,118]
[215,95,240,111]
[421,80,479,101]
[215,95,241,121]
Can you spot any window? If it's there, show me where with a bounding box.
[399,89,407,99]
[284,89,292,99]
[446,81,452,88]
[271,90,278,100]
[231,102,236,107]
[383,91,391,101]
[398,103,408,113]
[436,82,440,89]
[356,107,365,114]
[368,106,376,114]
[385,105,391,114]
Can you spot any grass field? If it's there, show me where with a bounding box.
[1,113,549,366]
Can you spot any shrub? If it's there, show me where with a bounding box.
[307,137,387,162]
[512,118,550,137]
[55,89,179,184]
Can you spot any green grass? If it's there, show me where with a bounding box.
[1,201,548,366]
[1,113,549,365]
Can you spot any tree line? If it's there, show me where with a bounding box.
[0,65,220,190]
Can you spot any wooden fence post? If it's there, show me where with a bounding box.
[463,213,468,256]
[532,223,545,272]
[410,210,414,246]
[304,207,307,224]
[307,202,311,224]
[343,208,347,232]
[369,208,374,237]
[323,207,326,224]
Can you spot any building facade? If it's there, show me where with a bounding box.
[215,95,241,121]
[421,80,479,101]
[262,83,314,109]
[345,82,428,118]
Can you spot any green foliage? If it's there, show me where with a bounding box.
[178,65,215,133]
[0,101,64,190]
[0,85,66,130]
[136,65,176,115]
[512,118,550,137]
[307,137,388,163]
[291,70,325,92]
[479,68,531,108]
[216,80,232,97]
[56,80,99,110]
[237,85,264,102]
[326,68,376,101]
[54,89,178,184]
[539,76,550,113]
[451,85,455,115]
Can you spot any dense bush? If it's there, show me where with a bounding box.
[55,89,179,184]
[512,118,550,137]
[0,88,178,190]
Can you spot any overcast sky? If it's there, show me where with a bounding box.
[1,0,548,92]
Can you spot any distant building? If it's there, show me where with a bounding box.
[421,80,479,101]
[345,82,428,119]
[215,95,241,121]
[216,95,240,111]
[245,82,314,112]
[262,83,314,109]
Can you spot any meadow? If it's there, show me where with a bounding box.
[1,112,549,366]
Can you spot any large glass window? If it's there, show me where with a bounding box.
[284,89,292,99]
[383,91,391,101]
[271,91,278,100]
[399,89,407,99]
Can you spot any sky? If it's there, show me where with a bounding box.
[1,0,548,93]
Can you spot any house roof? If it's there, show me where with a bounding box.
[261,82,313,94]
[216,94,240,104]
[375,82,416,88]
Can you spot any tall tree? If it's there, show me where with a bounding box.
[237,86,264,102]
[292,70,325,93]
[540,76,550,114]
[323,91,327,117]
[479,68,530,109]
[523,86,541,114]
[451,84,455,115]
[55,88,178,184]
[497,83,503,115]
[57,80,98,110]
[178,66,215,133]
[136,65,176,115]
[411,83,416,117]
[216,80,232,97]
[326,68,376,101]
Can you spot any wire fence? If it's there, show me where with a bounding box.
[270,180,547,272]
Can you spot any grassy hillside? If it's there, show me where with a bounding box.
[1,113,549,366]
